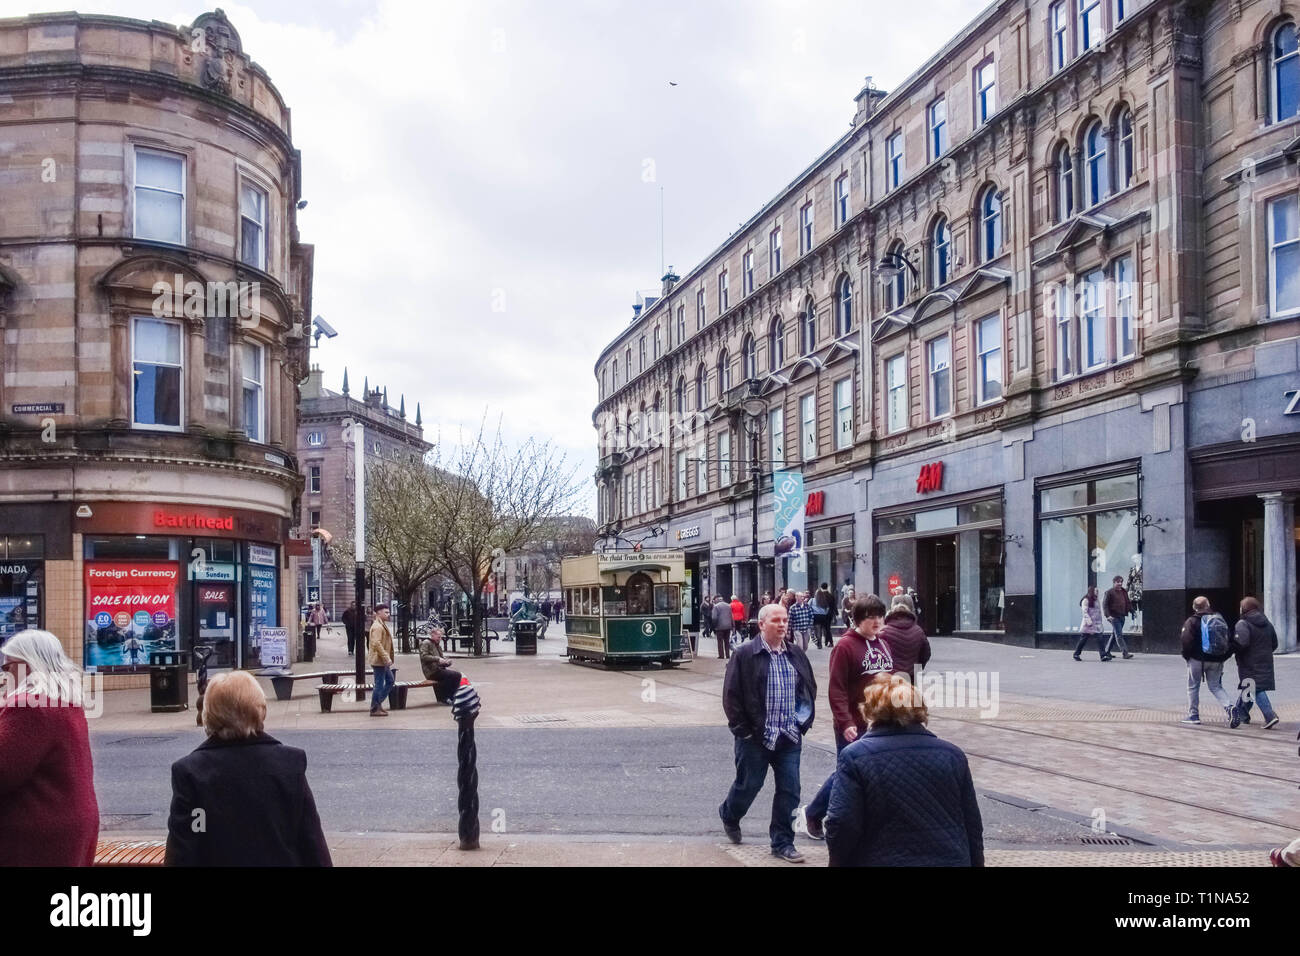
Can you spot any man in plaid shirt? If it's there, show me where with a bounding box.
[788,592,813,651]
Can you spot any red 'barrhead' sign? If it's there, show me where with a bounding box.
[916,461,944,494]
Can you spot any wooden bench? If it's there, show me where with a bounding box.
[317,675,439,712]
[447,629,498,654]
[95,840,166,866]
[263,670,371,702]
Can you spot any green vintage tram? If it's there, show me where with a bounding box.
[562,550,686,667]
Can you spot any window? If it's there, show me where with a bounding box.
[1269,194,1300,317]
[1081,268,1107,369]
[886,131,903,191]
[800,202,814,254]
[975,59,996,126]
[652,464,662,510]
[676,450,687,500]
[800,394,817,461]
[769,408,785,466]
[134,148,185,244]
[638,466,648,514]
[306,431,324,446]
[675,376,686,414]
[1274,22,1299,123]
[695,441,708,494]
[242,341,265,442]
[834,378,853,450]
[717,350,732,395]
[309,509,320,528]
[1085,121,1109,207]
[1114,0,1127,24]
[1051,1,1070,72]
[743,250,755,294]
[696,289,706,330]
[975,314,1002,403]
[800,300,816,355]
[929,99,948,160]
[1117,109,1134,190]
[742,334,757,380]
[769,318,785,369]
[931,218,952,287]
[886,354,908,433]
[639,337,646,372]
[1053,282,1074,379]
[695,364,707,409]
[239,181,267,269]
[132,317,182,429]
[719,431,732,486]
[626,348,632,381]
[601,368,608,398]
[835,276,853,337]
[769,227,782,276]
[309,465,321,494]
[835,174,850,226]
[1056,143,1075,222]
[676,305,686,344]
[612,359,619,390]
[1078,0,1102,53]
[885,241,907,311]
[928,336,952,419]
[1115,255,1136,359]
[653,325,662,360]
[980,187,1003,262]
[718,269,729,312]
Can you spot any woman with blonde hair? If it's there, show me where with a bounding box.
[0,630,99,865]
[824,672,983,866]
[165,670,331,866]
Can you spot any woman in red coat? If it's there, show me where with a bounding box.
[0,630,99,866]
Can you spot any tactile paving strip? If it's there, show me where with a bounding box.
[722,846,1268,866]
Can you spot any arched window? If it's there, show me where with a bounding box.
[835,275,853,336]
[717,349,732,395]
[800,299,817,355]
[742,334,757,380]
[1056,142,1075,222]
[1116,109,1134,190]
[626,571,653,615]
[886,240,907,309]
[980,188,1003,262]
[931,218,952,287]
[769,317,786,370]
[652,391,662,441]
[1274,21,1299,122]
[1085,120,1109,207]
[695,363,707,409]
[674,376,685,414]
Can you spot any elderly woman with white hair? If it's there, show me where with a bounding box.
[165,669,331,866]
[0,630,100,866]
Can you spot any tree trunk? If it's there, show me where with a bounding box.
[471,585,485,657]
[397,586,414,654]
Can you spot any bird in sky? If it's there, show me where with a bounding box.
[669,81,678,86]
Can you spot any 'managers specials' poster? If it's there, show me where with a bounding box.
[84,562,179,668]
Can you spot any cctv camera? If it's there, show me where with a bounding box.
[312,316,338,338]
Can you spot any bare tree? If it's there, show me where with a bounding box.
[427,421,585,655]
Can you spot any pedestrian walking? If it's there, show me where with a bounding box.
[813,582,835,648]
[367,603,396,717]
[1178,596,1234,725]
[165,671,331,866]
[878,592,931,682]
[825,673,984,867]
[1072,587,1111,661]
[729,594,745,637]
[800,593,891,839]
[419,628,463,704]
[840,587,856,629]
[342,601,358,655]
[1103,575,1135,658]
[1230,596,1280,730]
[712,595,733,659]
[719,603,816,863]
[788,592,813,651]
[0,630,99,866]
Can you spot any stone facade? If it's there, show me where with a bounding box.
[593,0,1300,652]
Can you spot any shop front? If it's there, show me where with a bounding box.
[77,502,288,672]
[671,520,710,633]
[0,503,73,643]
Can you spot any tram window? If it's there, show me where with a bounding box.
[654,584,680,614]
[627,573,653,615]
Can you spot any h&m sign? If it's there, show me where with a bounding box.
[916,461,945,494]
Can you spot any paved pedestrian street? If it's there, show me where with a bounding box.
[89,625,1300,866]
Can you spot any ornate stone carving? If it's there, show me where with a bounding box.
[193,9,241,95]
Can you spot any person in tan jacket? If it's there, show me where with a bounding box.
[366,604,395,716]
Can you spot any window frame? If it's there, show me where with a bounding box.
[743,250,755,294]
[800,202,815,255]
[975,314,1003,404]
[309,464,322,494]
[886,353,908,434]
[1116,109,1135,190]
[653,325,662,360]
[1057,143,1075,222]
[886,242,907,311]
[306,430,325,446]
[800,393,817,462]
[719,430,732,487]
[800,301,816,356]
[835,174,850,227]
[696,288,706,331]
[1081,268,1108,371]
[1273,21,1299,124]
[886,131,904,192]
[676,305,686,344]
[770,318,786,370]
[695,440,709,495]
[980,188,1003,262]
[130,315,184,432]
[239,179,268,270]
[639,336,646,372]
[833,377,853,450]
[718,269,729,312]
[742,334,757,381]
[932,218,952,287]
[928,98,948,161]
[242,340,266,443]
[1051,0,1071,72]
[1268,192,1300,319]
[676,449,688,500]
[769,226,783,276]
[835,276,853,337]
[927,334,953,420]
[1078,0,1103,53]
[695,364,708,410]
[769,407,786,467]
[133,146,186,245]
[1114,255,1136,360]
[1053,282,1075,381]
[1085,121,1110,208]
[974,58,997,127]
[717,349,732,395]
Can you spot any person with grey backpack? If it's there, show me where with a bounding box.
[1178,596,1234,725]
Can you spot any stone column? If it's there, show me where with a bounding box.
[109,308,130,427]
[1259,493,1297,653]
[268,346,284,448]
[1071,147,1084,213]
[185,317,205,432]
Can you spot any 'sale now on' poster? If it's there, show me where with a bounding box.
[84,562,179,668]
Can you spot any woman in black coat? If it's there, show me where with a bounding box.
[1231,597,1280,730]
[166,671,331,866]
[825,673,983,867]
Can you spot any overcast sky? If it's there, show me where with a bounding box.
[7,0,991,514]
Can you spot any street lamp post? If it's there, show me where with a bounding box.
[741,393,768,631]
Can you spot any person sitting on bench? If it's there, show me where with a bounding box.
[419,629,462,704]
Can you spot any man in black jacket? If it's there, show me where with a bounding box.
[719,603,817,863]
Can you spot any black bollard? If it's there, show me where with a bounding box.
[451,679,482,850]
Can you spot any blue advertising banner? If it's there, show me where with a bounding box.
[772,470,807,592]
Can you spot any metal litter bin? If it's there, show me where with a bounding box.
[149,650,188,713]
[513,620,538,656]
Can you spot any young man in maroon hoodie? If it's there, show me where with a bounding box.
[799,593,890,839]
